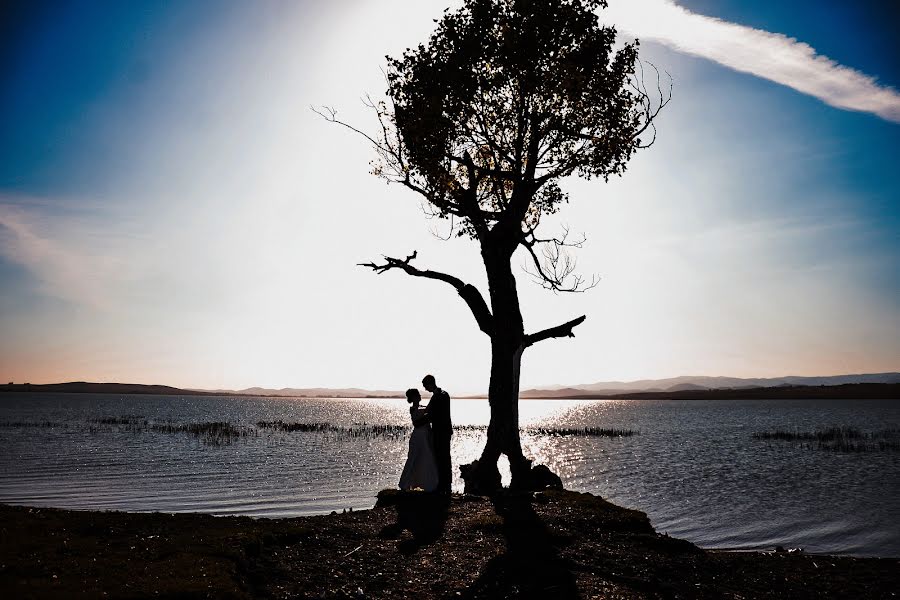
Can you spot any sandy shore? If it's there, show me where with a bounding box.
[1,490,897,599]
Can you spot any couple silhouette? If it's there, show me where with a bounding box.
[398,374,452,494]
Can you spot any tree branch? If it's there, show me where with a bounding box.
[629,61,673,149]
[312,103,469,220]
[358,251,494,337]
[523,315,587,347]
[520,230,599,293]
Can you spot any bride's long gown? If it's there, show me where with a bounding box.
[398,406,440,492]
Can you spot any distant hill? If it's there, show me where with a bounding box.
[547,382,900,401]
[210,387,404,398]
[0,382,404,398]
[520,372,900,397]
[3,373,898,400]
[665,383,709,392]
[0,382,216,396]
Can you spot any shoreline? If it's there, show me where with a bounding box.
[2,490,897,599]
[0,499,891,560]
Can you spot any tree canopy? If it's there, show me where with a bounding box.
[320,0,668,291]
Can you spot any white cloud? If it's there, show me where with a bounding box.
[603,0,900,123]
[0,202,119,309]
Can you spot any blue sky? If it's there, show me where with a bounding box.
[1,0,898,390]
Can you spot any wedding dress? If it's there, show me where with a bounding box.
[398,407,440,492]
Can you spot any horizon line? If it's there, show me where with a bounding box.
[3,370,898,394]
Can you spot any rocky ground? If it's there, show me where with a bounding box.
[1,490,897,599]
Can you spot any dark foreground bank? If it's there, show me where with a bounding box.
[1,490,897,599]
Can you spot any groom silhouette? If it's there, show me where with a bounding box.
[423,374,452,494]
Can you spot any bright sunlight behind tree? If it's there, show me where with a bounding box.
[318,0,669,492]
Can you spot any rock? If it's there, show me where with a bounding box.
[528,464,563,490]
[460,460,501,496]
[510,463,563,492]
[461,460,564,495]
[375,488,445,508]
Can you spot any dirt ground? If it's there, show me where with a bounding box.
[1,490,897,599]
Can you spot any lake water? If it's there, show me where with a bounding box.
[1,394,898,557]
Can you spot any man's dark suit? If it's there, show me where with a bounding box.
[428,388,453,493]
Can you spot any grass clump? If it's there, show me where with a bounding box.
[150,421,256,444]
[90,415,146,425]
[528,426,637,437]
[256,421,637,439]
[257,420,408,439]
[87,416,255,444]
[0,420,66,428]
[753,427,900,452]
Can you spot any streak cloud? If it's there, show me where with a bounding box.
[604,0,900,123]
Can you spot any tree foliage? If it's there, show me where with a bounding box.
[320,0,668,290]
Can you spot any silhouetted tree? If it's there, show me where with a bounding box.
[318,0,668,492]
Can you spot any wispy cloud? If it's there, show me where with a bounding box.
[0,201,120,309]
[603,0,900,123]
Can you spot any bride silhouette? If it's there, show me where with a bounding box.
[399,388,439,492]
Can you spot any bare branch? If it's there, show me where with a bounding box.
[312,103,471,221]
[520,228,599,293]
[526,224,586,249]
[524,315,587,347]
[427,212,456,241]
[310,105,386,151]
[630,61,673,149]
[358,252,494,337]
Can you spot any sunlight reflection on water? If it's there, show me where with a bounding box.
[0,394,898,556]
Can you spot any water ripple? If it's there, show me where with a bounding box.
[0,394,898,556]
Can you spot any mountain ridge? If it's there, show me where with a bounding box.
[2,372,898,398]
[520,372,900,397]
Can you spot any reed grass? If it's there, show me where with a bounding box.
[256,420,337,433]
[257,421,637,438]
[256,420,408,439]
[528,426,637,437]
[149,421,255,443]
[88,417,255,444]
[32,415,638,445]
[0,421,66,428]
[90,416,147,426]
[753,427,900,452]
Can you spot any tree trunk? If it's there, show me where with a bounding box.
[479,340,531,479]
[461,243,534,493]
